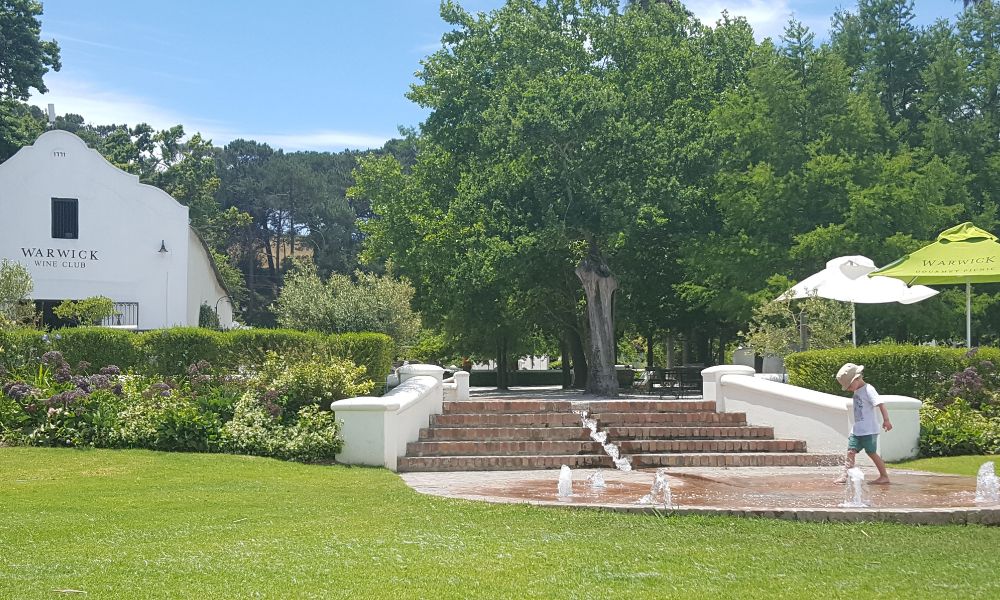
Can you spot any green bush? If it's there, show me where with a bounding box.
[257,352,374,415]
[224,329,328,368]
[919,399,1000,457]
[785,344,1000,398]
[468,370,565,387]
[328,332,394,383]
[0,329,48,375]
[138,328,229,376]
[199,303,221,329]
[51,327,141,372]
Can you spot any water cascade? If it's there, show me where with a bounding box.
[575,409,632,471]
[976,461,999,504]
[840,467,869,507]
[638,468,673,508]
[557,464,574,498]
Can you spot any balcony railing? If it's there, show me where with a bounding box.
[101,302,139,329]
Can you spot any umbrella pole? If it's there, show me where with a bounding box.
[967,283,972,349]
[852,302,857,347]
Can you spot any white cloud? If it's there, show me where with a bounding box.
[239,131,392,152]
[685,0,794,41]
[32,74,391,152]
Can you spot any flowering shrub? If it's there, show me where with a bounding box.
[917,349,1000,456]
[0,350,367,463]
[218,353,370,461]
[0,351,126,447]
[919,399,1000,457]
[257,352,374,415]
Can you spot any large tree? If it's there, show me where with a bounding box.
[0,0,59,162]
[0,0,60,101]
[355,1,754,394]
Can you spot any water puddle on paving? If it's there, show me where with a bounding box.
[477,471,981,509]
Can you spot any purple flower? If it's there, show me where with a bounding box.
[46,389,84,407]
[40,351,66,367]
[99,365,122,376]
[86,374,110,390]
[2,381,38,401]
[53,367,72,384]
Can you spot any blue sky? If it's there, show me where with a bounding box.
[32,0,961,152]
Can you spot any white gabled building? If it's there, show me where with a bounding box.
[0,130,235,329]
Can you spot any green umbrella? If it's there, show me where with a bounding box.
[870,222,1000,347]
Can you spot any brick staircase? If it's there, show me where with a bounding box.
[397,398,842,472]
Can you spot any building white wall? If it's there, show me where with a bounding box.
[0,130,230,329]
[186,229,234,328]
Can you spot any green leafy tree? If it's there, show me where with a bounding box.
[831,0,928,129]
[743,289,853,359]
[275,260,420,346]
[0,0,60,101]
[53,296,116,326]
[0,258,34,328]
[0,0,59,162]
[357,1,754,393]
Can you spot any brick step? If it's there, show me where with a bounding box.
[442,400,715,414]
[587,412,748,426]
[431,412,747,428]
[418,425,775,441]
[632,452,843,468]
[405,439,805,457]
[397,452,843,472]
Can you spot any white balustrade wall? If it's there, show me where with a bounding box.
[702,365,921,462]
[332,364,469,471]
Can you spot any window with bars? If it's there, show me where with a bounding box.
[51,198,79,239]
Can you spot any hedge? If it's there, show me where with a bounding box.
[225,329,328,367]
[327,332,395,383]
[49,327,141,372]
[785,344,1000,399]
[469,370,565,387]
[139,328,231,376]
[0,327,394,384]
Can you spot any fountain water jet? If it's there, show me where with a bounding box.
[587,470,607,489]
[976,461,999,504]
[557,465,573,498]
[575,409,632,472]
[638,468,673,508]
[840,467,869,507]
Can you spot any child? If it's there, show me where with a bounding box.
[834,363,893,484]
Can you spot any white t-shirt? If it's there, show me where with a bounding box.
[851,383,883,436]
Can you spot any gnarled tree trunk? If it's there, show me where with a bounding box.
[575,251,618,397]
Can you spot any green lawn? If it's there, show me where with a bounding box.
[892,454,1000,477]
[2,449,999,599]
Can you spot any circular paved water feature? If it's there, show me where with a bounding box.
[401,467,1000,525]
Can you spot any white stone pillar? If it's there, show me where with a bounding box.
[700,365,755,412]
[453,371,470,401]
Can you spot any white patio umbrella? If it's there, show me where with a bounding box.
[777,255,939,346]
